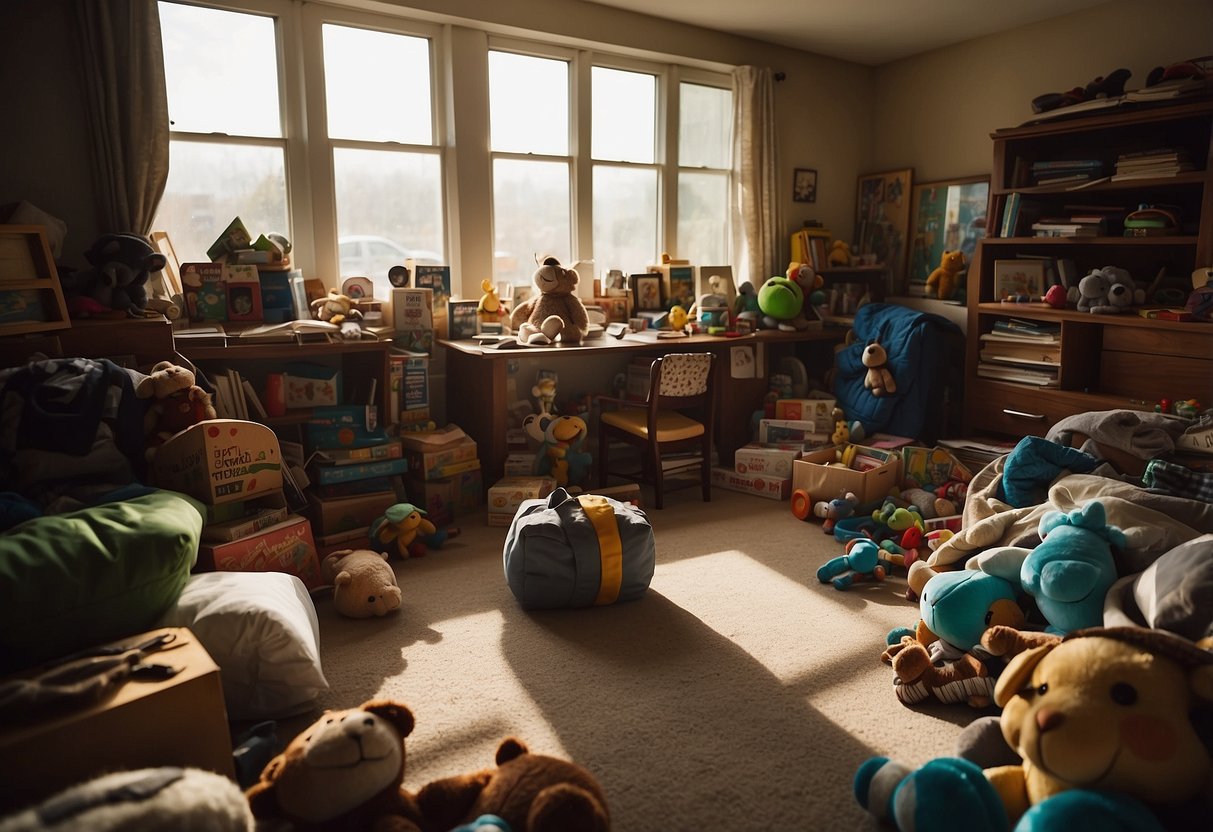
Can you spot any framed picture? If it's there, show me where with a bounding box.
[855,168,913,292]
[696,265,736,308]
[793,168,817,203]
[448,299,480,340]
[632,273,664,311]
[906,176,990,296]
[993,259,1046,300]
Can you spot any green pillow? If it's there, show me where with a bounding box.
[0,490,205,673]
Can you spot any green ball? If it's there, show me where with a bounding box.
[757,276,804,320]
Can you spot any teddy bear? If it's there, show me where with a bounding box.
[321,548,402,618]
[1074,266,1141,314]
[245,699,424,831]
[509,257,589,345]
[412,736,610,832]
[311,288,363,326]
[925,249,966,300]
[828,240,853,268]
[61,232,165,318]
[369,502,455,560]
[855,626,1213,832]
[861,339,896,397]
[134,360,217,456]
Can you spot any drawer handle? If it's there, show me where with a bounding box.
[1002,408,1046,421]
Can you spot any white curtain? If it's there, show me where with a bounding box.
[75,0,170,235]
[731,66,780,288]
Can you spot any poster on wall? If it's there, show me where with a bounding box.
[855,168,913,293]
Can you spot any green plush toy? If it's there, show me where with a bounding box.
[756,275,805,330]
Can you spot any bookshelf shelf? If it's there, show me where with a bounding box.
[966,97,1213,438]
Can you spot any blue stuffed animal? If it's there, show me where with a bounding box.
[915,567,1025,653]
[816,539,887,590]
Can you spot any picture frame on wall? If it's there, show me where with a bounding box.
[855,168,913,292]
[632,273,664,311]
[906,176,990,297]
[793,168,817,203]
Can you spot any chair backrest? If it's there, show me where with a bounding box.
[646,353,716,424]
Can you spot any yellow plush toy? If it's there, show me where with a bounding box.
[925,249,966,300]
[829,240,853,268]
[311,288,363,325]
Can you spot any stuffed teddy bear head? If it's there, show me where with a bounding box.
[413,736,610,832]
[135,361,216,451]
[508,257,589,345]
[311,288,362,325]
[925,249,966,300]
[994,626,1213,809]
[246,699,422,830]
[72,232,164,317]
[322,548,402,618]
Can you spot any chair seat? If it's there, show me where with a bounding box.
[601,409,706,442]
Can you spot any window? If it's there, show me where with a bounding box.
[324,24,445,299]
[488,50,572,285]
[678,81,733,268]
[591,66,659,277]
[156,2,287,263]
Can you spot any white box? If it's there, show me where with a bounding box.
[711,467,791,500]
[757,419,832,448]
[773,397,836,431]
[734,444,800,478]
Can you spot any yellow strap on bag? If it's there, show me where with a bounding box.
[577,494,623,605]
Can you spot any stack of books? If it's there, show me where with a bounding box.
[1111,147,1196,181]
[977,319,1061,387]
[1029,158,1105,187]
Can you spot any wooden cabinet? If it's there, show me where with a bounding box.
[965,99,1213,437]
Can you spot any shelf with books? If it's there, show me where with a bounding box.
[967,97,1213,438]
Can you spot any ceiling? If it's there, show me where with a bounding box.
[582,0,1112,66]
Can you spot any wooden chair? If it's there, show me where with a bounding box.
[596,352,717,509]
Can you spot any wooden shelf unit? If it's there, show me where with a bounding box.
[966,99,1213,438]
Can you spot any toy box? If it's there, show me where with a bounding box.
[757,419,832,448]
[504,452,537,476]
[711,466,791,500]
[901,445,972,488]
[304,405,386,450]
[773,397,836,431]
[487,475,557,526]
[0,627,233,809]
[734,443,801,478]
[791,444,900,507]
[405,434,477,480]
[152,420,283,505]
[197,514,322,589]
[405,467,483,525]
[307,490,398,538]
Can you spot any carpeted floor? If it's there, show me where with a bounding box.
[291,487,982,829]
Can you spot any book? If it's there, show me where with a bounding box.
[999,192,1021,237]
[448,299,480,340]
[234,319,340,341]
[990,318,1060,339]
[242,379,269,421]
[993,259,1046,299]
[977,363,1059,387]
[311,441,404,465]
[978,333,1061,359]
[181,262,227,322]
[413,266,451,338]
[309,457,408,486]
[314,476,399,499]
[979,351,1060,368]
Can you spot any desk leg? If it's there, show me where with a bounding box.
[715,374,766,467]
[444,349,507,491]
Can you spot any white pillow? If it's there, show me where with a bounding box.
[158,571,329,720]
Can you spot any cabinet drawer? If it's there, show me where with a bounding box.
[968,381,1071,437]
[1102,326,1211,359]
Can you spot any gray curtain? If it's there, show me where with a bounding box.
[75,0,170,235]
[731,66,780,288]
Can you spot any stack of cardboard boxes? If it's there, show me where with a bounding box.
[152,419,322,588]
[712,396,837,501]
[402,424,482,526]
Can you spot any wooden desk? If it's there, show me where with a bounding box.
[441,328,844,487]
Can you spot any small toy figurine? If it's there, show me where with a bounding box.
[477,278,510,330]
[814,492,858,535]
[370,503,457,560]
[816,538,888,590]
[532,375,558,416]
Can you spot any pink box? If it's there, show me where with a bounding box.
[733,444,801,478]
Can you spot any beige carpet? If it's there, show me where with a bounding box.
[295,488,980,829]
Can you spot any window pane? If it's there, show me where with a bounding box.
[323,25,432,144]
[155,141,287,263]
[493,159,570,284]
[679,83,732,169]
[593,166,657,276]
[678,171,729,266]
[334,147,444,300]
[159,2,281,138]
[592,67,655,163]
[489,52,568,155]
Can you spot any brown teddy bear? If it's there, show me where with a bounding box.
[861,340,896,397]
[311,288,363,326]
[135,360,216,456]
[508,257,589,345]
[245,699,424,831]
[925,249,966,300]
[321,549,402,618]
[413,736,610,832]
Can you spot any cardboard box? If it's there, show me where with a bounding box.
[711,466,792,500]
[0,627,233,811]
[504,452,537,476]
[405,434,478,480]
[152,419,283,505]
[197,514,323,589]
[773,397,836,431]
[734,444,801,478]
[406,467,483,524]
[486,475,557,523]
[284,362,342,409]
[400,423,467,452]
[307,490,398,537]
[757,419,832,448]
[791,444,900,506]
